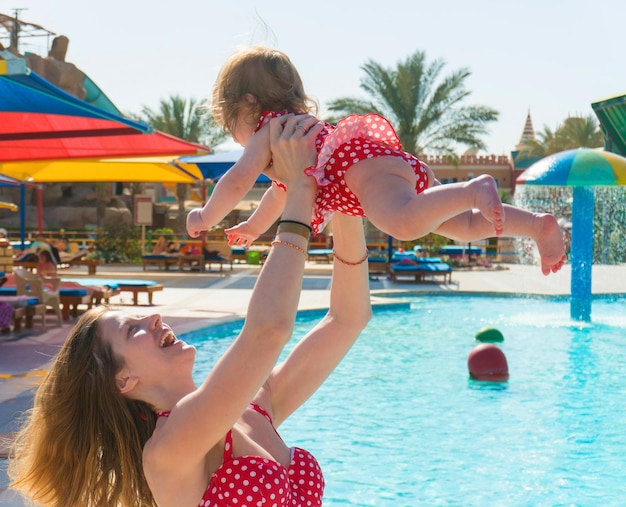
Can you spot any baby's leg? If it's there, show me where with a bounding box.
[345,157,504,240]
[435,205,566,275]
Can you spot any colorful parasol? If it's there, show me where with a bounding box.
[0,157,203,183]
[517,148,626,186]
[517,148,626,322]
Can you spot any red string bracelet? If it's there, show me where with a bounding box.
[332,249,369,266]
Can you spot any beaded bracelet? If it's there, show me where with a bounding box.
[277,220,311,240]
[332,249,369,266]
[271,240,308,259]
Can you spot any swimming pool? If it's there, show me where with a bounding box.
[187,295,626,506]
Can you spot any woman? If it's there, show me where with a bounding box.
[9,114,372,507]
[36,249,57,278]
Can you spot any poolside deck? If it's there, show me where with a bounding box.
[1,262,625,505]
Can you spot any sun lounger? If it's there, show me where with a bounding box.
[142,254,180,271]
[203,242,234,272]
[0,283,95,321]
[116,280,163,305]
[307,249,333,263]
[0,295,44,331]
[390,257,453,284]
[14,249,104,275]
[231,246,247,263]
[63,277,163,306]
[58,287,92,320]
[64,257,104,274]
[436,245,483,258]
[368,252,390,275]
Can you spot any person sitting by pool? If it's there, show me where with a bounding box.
[36,249,57,278]
[31,234,62,264]
[151,236,176,255]
[8,113,373,507]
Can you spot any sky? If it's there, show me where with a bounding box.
[2,0,626,154]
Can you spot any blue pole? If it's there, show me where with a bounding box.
[570,186,594,321]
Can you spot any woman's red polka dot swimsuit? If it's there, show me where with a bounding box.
[255,111,430,234]
[158,403,324,507]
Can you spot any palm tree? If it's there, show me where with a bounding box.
[141,95,226,232]
[325,50,498,158]
[518,115,604,159]
[557,115,604,149]
[141,95,205,143]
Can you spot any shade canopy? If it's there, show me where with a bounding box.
[0,156,203,183]
[517,148,626,186]
[0,173,20,186]
[0,58,147,128]
[592,93,626,157]
[0,59,208,161]
[0,115,209,161]
[179,149,270,182]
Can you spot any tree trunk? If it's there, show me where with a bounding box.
[176,183,188,234]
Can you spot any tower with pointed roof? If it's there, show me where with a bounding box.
[515,110,535,150]
[511,110,540,175]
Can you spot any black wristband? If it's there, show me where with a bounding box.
[277,220,313,234]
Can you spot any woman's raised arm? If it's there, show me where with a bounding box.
[149,114,324,464]
[266,211,373,426]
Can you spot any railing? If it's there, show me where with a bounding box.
[421,154,511,166]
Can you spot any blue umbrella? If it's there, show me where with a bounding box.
[179,150,270,182]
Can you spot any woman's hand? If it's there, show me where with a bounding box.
[264,114,323,187]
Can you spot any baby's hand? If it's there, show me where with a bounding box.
[225,221,261,248]
[186,209,207,238]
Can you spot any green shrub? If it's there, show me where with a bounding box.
[94,223,143,263]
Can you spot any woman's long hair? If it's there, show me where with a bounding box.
[9,306,159,507]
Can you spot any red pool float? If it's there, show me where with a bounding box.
[467,344,509,382]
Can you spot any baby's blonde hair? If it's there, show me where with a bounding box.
[212,46,318,133]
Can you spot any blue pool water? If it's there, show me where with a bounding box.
[187,296,626,506]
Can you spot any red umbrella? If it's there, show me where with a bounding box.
[0,62,208,160]
[0,113,208,161]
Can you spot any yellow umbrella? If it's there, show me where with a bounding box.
[0,156,203,183]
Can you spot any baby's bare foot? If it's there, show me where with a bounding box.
[533,213,566,275]
[468,175,504,235]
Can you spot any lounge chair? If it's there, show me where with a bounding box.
[59,249,104,274]
[390,257,453,284]
[0,294,45,332]
[142,254,180,271]
[13,267,63,323]
[200,242,234,272]
[368,251,390,275]
[63,278,164,306]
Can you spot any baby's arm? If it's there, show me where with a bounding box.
[225,184,287,247]
[186,128,272,238]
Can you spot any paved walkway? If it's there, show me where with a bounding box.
[1,261,625,505]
